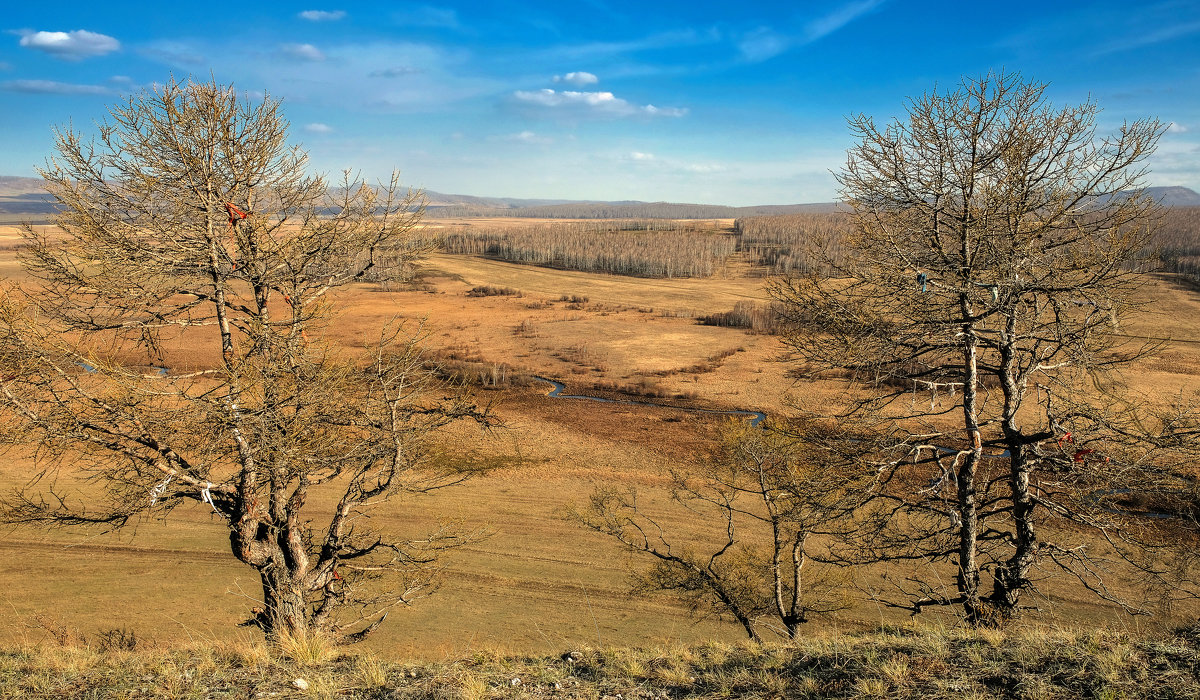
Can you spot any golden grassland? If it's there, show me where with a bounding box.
[2,220,1200,661]
[4,622,1200,698]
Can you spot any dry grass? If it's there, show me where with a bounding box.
[2,222,1200,657]
[1,623,1198,698]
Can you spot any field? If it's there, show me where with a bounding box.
[3,217,1200,660]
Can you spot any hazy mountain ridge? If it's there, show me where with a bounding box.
[2,176,1197,220]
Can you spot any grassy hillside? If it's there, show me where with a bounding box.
[3,623,1198,698]
[2,218,1200,659]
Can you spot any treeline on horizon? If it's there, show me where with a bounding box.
[440,220,737,278]
[435,212,861,280]
[1154,207,1200,281]
[426,201,840,219]
[433,207,1200,285]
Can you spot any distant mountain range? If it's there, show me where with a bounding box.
[2,175,1198,220]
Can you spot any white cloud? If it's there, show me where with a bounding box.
[281,43,325,61]
[553,71,598,86]
[512,89,686,118]
[298,10,346,21]
[2,79,112,95]
[642,104,688,117]
[507,130,552,144]
[626,150,725,174]
[1168,122,1189,134]
[305,123,334,134]
[515,89,614,108]
[19,30,120,60]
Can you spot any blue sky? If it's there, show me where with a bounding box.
[1,1,1198,205]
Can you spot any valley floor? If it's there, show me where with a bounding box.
[3,228,1200,655]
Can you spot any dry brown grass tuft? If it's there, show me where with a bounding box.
[1,622,1199,698]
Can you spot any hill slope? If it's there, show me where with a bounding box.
[3,624,1197,698]
[2,175,1197,219]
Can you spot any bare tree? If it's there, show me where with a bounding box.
[0,79,490,641]
[770,71,1184,625]
[573,421,866,641]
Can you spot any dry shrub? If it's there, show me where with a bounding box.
[513,319,538,337]
[274,628,338,666]
[590,376,698,400]
[659,346,745,376]
[466,285,523,297]
[423,347,529,389]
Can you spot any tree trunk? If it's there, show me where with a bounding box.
[993,337,1036,620]
[958,331,984,624]
[260,563,310,637]
[991,441,1035,619]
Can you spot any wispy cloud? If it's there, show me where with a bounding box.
[803,0,885,43]
[1169,122,1189,134]
[1092,20,1200,56]
[507,130,553,144]
[537,29,715,62]
[393,5,459,29]
[625,150,725,173]
[298,10,346,22]
[305,123,334,134]
[281,43,325,61]
[738,27,789,62]
[553,71,598,86]
[18,29,120,60]
[2,79,112,95]
[369,66,423,78]
[207,39,500,112]
[642,104,687,117]
[513,89,686,118]
[138,40,206,65]
[738,1,885,62]
[1147,137,1200,187]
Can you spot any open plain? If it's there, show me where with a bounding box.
[2,218,1200,658]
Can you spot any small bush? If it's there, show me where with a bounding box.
[466,285,522,297]
[95,628,140,652]
[514,319,538,337]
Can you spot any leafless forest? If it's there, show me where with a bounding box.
[438,220,737,277]
[437,207,1200,282]
[733,212,852,275]
[1155,207,1200,280]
